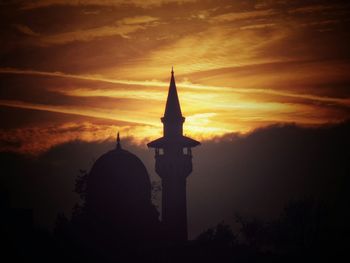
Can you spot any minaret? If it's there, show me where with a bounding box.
[147,68,200,241]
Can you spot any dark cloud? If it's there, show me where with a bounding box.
[1,121,349,239]
[188,120,350,237]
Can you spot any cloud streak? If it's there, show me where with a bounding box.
[20,0,197,10]
[1,67,349,107]
[18,16,160,45]
[210,9,276,23]
[0,99,156,127]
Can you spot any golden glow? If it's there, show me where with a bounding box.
[1,0,349,154]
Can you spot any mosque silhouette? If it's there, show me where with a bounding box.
[2,69,346,263]
[71,68,200,255]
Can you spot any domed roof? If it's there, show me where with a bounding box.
[86,135,152,213]
[87,147,151,200]
[73,134,162,246]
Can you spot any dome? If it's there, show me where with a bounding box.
[70,135,162,247]
[84,135,160,235]
[87,148,151,204]
[86,147,154,219]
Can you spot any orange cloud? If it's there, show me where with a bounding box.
[31,16,159,45]
[20,0,197,10]
[0,121,156,154]
[14,24,40,36]
[210,9,276,23]
[0,98,160,126]
[2,68,348,107]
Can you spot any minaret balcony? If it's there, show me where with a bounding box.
[155,154,193,179]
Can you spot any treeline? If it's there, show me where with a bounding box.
[1,197,348,263]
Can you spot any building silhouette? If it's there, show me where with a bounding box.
[85,133,161,243]
[55,69,200,260]
[56,133,163,262]
[148,68,200,241]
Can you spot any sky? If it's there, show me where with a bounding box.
[1,0,350,239]
[1,0,350,154]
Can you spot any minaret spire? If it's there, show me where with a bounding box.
[116,132,122,150]
[163,67,182,122]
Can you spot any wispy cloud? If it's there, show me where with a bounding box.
[210,9,276,23]
[1,67,349,107]
[0,99,155,126]
[239,23,276,30]
[288,4,338,14]
[20,0,197,10]
[36,16,159,45]
[118,16,159,25]
[0,121,153,154]
[14,24,40,36]
[41,24,143,44]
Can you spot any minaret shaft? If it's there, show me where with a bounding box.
[157,154,191,241]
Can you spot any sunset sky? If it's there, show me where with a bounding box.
[1,0,350,154]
